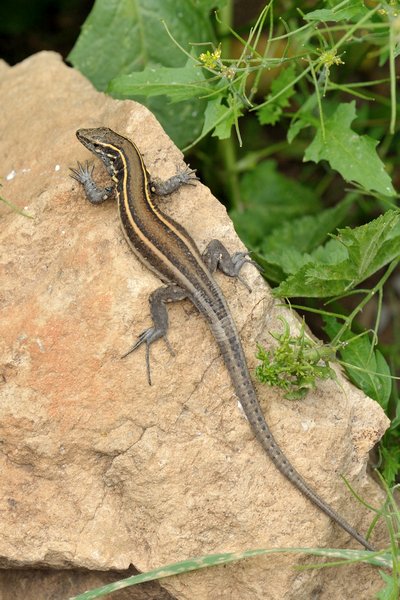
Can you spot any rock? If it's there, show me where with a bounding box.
[0,51,389,599]
[0,568,171,600]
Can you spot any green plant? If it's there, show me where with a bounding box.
[255,316,339,400]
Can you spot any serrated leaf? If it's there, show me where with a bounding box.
[108,57,210,102]
[257,103,282,126]
[275,210,400,297]
[230,161,320,247]
[304,102,396,196]
[259,197,353,276]
[311,237,349,266]
[338,211,400,278]
[258,222,349,281]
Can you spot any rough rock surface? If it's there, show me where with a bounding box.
[0,52,389,599]
[0,567,172,600]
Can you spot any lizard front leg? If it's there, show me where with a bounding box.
[70,161,115,204]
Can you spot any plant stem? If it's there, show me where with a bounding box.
[330,259,400,346]
[216,1,242,210]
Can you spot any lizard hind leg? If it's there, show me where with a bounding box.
[202,239,262,292]
[121,284,187,385]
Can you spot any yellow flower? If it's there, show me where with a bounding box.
[318,48,345,69]
[199,44,222,69]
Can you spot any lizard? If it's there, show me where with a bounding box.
[70,126,375,552]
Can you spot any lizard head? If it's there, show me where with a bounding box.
[76,127,123,158]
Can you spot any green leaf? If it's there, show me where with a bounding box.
[304,1,367,22]
[200,94,242,141]
[287,116,310,144]
[201,95,227,134]
[323,317,392,408]
[68,0,216,90]
[259,196,353,276]
[311,238,348,265]
[108,57,210,102]
[342,344,392,408]
[145,96,207,148]
[376,571,399,600]
[68,0,218,148]
[380,441,400,487]
[230,161,320,248]
[257,64,296,126]
[304,102,396,196]
[251,251,286,283]
[337,211,400,277]
[275,210,400,297]
[287,94,317,143]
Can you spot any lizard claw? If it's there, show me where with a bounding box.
[69,161,94,184]
[121,327,171,386]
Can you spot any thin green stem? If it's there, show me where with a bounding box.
[331,4,381,53]
[281,304,347,321]
[218,1,233,59]
[389,18,397,134]
[215,1,241,210]
[308,56,325,140]
[249,2,274,103]
[254,63,312,110]
[330,259,400,346]
[1,195,33,218]
[219,136,242,210]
